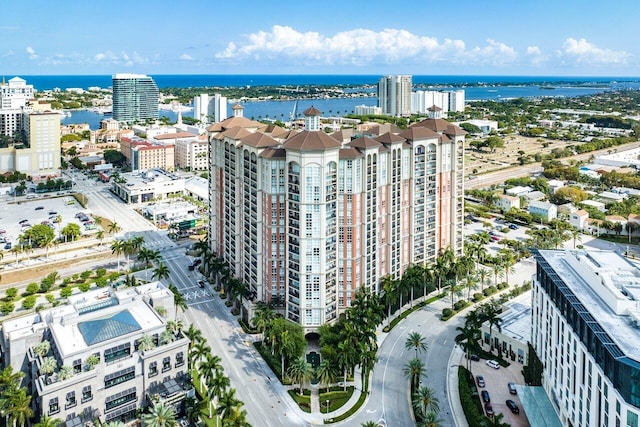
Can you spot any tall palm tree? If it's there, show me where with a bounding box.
[108,221,121,235]
[169,284,188,319]
[483,301,503,352]
[381,274,398,328]
[111,240,124,270]
[199,354,223,394]
[315,359,337,393]
[420,411,445,427]
[403,358,426,394]
[405,332,428,359]
[34,416,63,427]
[207,373,230,417]
[96,230,105,248]
[251,301,275,337]
[142,403,177,427]
[337,339,357,391]
[184,324,203,347]
[455,324,481,370]
[152,262,171,282]
[0,367,24,393]
[217,388,240,420]
[221,405,249,427]
[190,340,211,372]
[183,397,200,425]
[412,386,440,418]
[2,385,33,427]
[287,357,313,395]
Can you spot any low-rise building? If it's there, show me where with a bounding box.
[523,190,546,202]
[111,169,185,204]
[496,194,521,212]
[569,209,589,230]
[528,200,557,222]
[580,199,606,213]
[480,293,530,365]
[547,179,566,194]
[0,282,191,426]
[506,186,533,197]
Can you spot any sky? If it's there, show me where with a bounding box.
[2,0,640,77]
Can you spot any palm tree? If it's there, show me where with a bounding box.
[217,388,240,419]
[315,359,337,393]
[199,354,223,394]
[190,340,211,372]
[111,240,124,270]
[221,405,249,427]
[160,330,175,345]
[483,301,503,352]
[96,230,105,247]
[403,358,426,393]
[184,397,200,426]
[381,274,398,328]
[2,385,33,427]
[361,422,379,427]
[207,373,230,417]
[484,412,510,427]
[0,367,24,393]
[34,416,63,427]
[142,403,177,427]
[337,339,357,391]
[455,324,481,370]
[169,284,188,319]
[152,262,171,282]
[405,332,428,359]
[108,221,121,235]
[138,334,156,352]
[33,340,51,357]
[40,356,58,377]
[287,357,313,395]
[185,324,203,347]
[412,386,440,418]
[420,411,445,427]
[251,301,275,337]
[58,365,74,381]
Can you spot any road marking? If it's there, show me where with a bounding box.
[188,298,216,306]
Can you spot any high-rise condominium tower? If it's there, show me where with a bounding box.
[193,93,227,124]
[208,106,465,331]
[378,75,412,117]
[112,74,159,122]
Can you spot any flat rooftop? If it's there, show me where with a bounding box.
[498,292,531,342]
[537,250,640,360]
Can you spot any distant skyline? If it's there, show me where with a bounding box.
[2,0,640,77]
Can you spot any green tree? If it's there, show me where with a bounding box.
[142,403,177,427]
[455,324,481,370]
[137,334,156,352]
[287,357,313,394]
[33,416,62,427]
[403,358,426,394]
[19,224,55,248]
[315,359,337,393]
[412,386,440,418]
[405,331,428,359]
[152,262,171,282]
[60,223,81,242]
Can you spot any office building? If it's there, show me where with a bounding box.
[111,168,185,204]
[0,76,35,110]
[208,106,465,330]
[0,282,192,426]
[112,74,159,123]
[532,249,640,427]
[377,75,412,116]
[193,93,227,124]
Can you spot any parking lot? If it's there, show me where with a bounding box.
[467,356,531,426]
[0,194,100,250]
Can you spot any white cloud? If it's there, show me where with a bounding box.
[26,46,38,59]
[560,38,629,65]
[180,53,194,60]
[526,45,546,65]
[214,25,517,67]
[92,50,147,66]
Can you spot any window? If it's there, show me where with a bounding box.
[65,391,76,409]
[82,386,92,403]
[149,361,158,377]
[105,366,135,388]
[162,356,171,372]
[73,358,82,374]
[175,352,184,368]
[49,397,59,415]
[104,343,131,363]
[105,388,137,411]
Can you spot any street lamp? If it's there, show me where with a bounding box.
[325,399,330,414]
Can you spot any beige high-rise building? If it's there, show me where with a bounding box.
[378,75,413,117]
[208,106,465,331]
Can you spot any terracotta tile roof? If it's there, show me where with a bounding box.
[222,126,252,140]
[427,105,442,111]
[375,132,405,144]
[330,129,354,142]
[259,148,287,159]
[347,136,382,149]
[153,132,196,140]
[398,126,441,141]
[283,130,341,151]
[339,147,364,159]
[241,132,279,148]
[206,116,261,132]
[364,123,403,136]
[232,103,244,110]
[303,106,322,116]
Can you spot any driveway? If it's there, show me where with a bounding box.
[466,353,530,426]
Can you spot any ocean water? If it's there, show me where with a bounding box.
[30,73,637,129]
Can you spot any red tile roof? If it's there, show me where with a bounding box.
[283,130,341,151]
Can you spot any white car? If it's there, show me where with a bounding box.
[486,360,500,369]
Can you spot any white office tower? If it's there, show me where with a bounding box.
[193,93,227,124]
[411,90,466,115]
[378,75,412,116]
[532,249,640,427]
[0,77,35,109]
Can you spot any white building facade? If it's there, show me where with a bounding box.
[532,249,640,427]
[377,75,412,117]
[193,93,228,124]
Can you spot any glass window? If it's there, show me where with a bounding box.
[49,397,59,415]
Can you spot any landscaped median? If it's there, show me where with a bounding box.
[383,293,445,332]
[441,282,530,321]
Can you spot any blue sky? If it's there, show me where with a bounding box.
[2,0,639,76]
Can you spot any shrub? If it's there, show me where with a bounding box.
[60,288,73,298]
[78,283,91,292]
[472,292,483,302]
[25,283,39,296]
[22,296,37,310]
[95,268,107,278]
[497,282,509,290]
[62,278,72,286]
[45,294,55,304]
[442,308,453,317]
[5,287,18,301]
[0,302,15,315]
[95,277,108,287]
[80,271,92,280]
[453,300,467,311]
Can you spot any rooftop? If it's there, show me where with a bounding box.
[536,250,640,360]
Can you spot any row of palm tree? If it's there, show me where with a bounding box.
[401,332,443,427]
[110,235,145,271]
[0,367,33,427]
[183,325,250,426]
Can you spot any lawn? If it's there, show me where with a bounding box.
[288,390,311,413]
[319,386,354,413]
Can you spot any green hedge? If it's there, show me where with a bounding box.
[287,390,311,413]
[325,391,366,424]
[458,366,488,427]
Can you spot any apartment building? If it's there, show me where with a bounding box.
[0,282,191,426]
[154,132,208,171]
[378,75,412,117]
[208,106,465,330]
[532,249,640,427]
[119,137,175,171]
[112,74,159,123]
[193,93,228,124]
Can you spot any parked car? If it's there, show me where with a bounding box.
[4,242,11,250]
[506,399,519,414]
[491,235,501,242]
[508,223,519,230]
[466,353,480,361]
[481,390,490,403]
[197,280,206,288]
[19,219,28,224]
[508,382,518,394]
[484,402,494,417]
[49,211,57,215]
[476,375,485,388]
[35,206,44,210]
[486,360,500,369]
[488,230,498,236]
